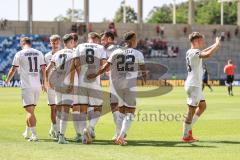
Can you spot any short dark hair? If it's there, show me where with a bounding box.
[71,33,78,42]
[123,31,136,42]
[20,37,31,45]
[88,32,101,40]
[62,34,74,44]
[189,32,204,42]
[102,31,114,40]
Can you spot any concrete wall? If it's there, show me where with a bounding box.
[2,21,239,39]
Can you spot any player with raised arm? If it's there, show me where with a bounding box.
[183,32,221,142]
[46,34,75,144]
[71,32,107,144]
[101,31,122,140]
[88,31,146,145]
[45,35,61,139]
[5,37,47,141]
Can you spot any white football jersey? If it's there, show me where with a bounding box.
[107,47,144,90]
[51,48,74,85]
[185,49,203,87]
[106,44,119,59]
[12,48,45,89]
[45,51,54,66]
[74,43,107,85]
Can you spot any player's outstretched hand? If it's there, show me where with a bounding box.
[87,74,97,80]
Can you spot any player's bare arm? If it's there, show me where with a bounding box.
[140,64,147,85]
[68,59,76,93]
[87,62,110,79]
[41,65,47,92]
[74,57,81,77]
[46,62,55,88]
[199,37,221,59]
[5,65,17,83]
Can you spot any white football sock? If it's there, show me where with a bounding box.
[79,112,87,135]
[60,112,68,135]
[53,124,57,132]
[72,112,81,134]
[191,115,199,128]
[56,111,61,132]
[183,122,191,137]
[113,111,121,135]
[113,111,120,126]
[24,126,30,133]
[89,111,101,129]
[30,127,37,136]
[119,113,134,138]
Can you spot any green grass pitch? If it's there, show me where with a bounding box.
[0,86,240,160]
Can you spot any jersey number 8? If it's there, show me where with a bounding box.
[86,48,94,64]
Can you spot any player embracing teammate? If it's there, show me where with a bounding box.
[88,31,146,145]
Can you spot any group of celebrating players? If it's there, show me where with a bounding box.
[5,31,146,145]
[5,30,222,145]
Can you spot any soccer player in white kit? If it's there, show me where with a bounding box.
[88,31,146,145]
[182,32,221,142]
[46,34,75,144]
[45,35,61,139]
[70,33,83,142]
[100,31,121,140]
[5,37,47,141]
[71,32,107,144]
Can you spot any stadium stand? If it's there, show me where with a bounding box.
[0,28,239,80]
[0,34,50,74]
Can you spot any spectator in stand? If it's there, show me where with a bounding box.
[221,32,225,41]
[234,27,239,37]
[183,27,187,36]
[108,22,118,37]
[160,26,165,38]
[88,23,93,32]
[212,28,217,38]
[227,31,231,41]
[156,25,160,37]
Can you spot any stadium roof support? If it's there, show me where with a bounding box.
[173,0,176,24]
[84,0,89,32]
[238,0,240,26]
[28,0,33,34]
[188,0,194,25]
[138,0,143,24]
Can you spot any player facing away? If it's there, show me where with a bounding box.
[183,32,221,142]
[224,59,236,96]
[46,34,75,144]
[45,35,61,139]
[71,32,107,144]
[88,31,146,145]
[202,64,213,92]
[5,37,47,141]
[69,33,83,142]
[101,31,122,140]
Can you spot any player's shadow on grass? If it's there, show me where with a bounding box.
[200,140,240,145]
[92,140,216,148]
